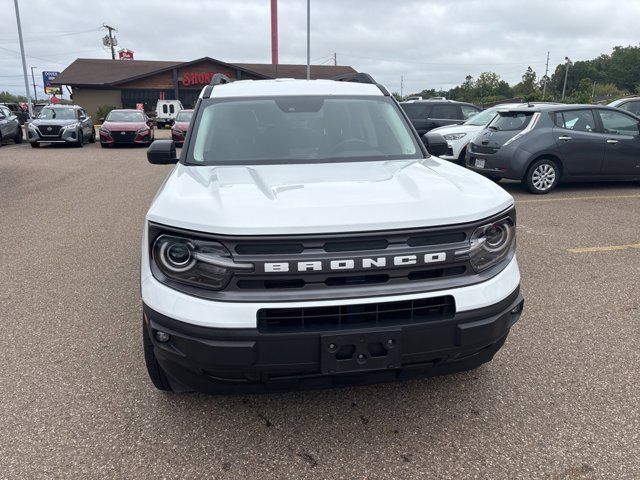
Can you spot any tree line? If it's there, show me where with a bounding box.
[402,45,640,106]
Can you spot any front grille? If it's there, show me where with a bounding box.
[470,144,498,154]
[111,131,137,143]
[257,295,455,333]
[37,125,62,137]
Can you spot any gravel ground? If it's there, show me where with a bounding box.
[0,135,638,479]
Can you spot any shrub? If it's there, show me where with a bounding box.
[96,105,117,122]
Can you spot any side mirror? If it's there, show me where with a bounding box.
[169,119,175,125]
[147,140,178,164]
[147,120,153,127]
[422,132,449,157]
[79,115,87,120]
[99,117,105,123]
[0,113,6,120]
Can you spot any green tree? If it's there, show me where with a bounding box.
[513,67,538,100]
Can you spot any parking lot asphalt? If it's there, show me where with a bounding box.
[1,134,638,479]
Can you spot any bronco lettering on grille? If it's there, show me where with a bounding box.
[263,253,447,273]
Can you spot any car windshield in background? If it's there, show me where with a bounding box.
[487,111,534,131]
[38,108,75,120]
[192,96,421,164]
[464,108,499,126]
[106,111,145,122]
[176,110,193,122]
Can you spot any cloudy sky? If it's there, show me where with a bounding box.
[1,0,639,98]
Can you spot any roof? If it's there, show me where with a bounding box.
[52,58,358,87]
[53,58,181,86]
[207,78,383,98]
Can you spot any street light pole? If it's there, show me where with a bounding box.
[12,0,33,118]
[306,0,310,80]
[561,57,572,101]
[30,66,38,102]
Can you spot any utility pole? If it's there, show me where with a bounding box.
[542,51,549,100]
[102,24,117,60]
[30,66,38,102]
[306,0,310,80]
[333,52,337,66]
[400,75,404,99]
[12,0,33,118]
[561,57,572,101]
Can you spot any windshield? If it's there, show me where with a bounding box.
[106,111,145,122]
[463,107,500,126]
[487,111,534,131]
[38,108,75,120]
[191,96,421,164]
[176,110,193,122]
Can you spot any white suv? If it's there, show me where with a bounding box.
[141,74,524,393]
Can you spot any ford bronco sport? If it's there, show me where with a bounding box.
[141,74,524,393]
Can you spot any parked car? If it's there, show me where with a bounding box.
[140,74,523,393]
[607,96,640,116]
[170,109,193,147]
[431,103,562,164]
[0,102,29,125]
[400,99,482,135]
[155,99,183,129]
[0,104,23,145]
[32,102,49,117]
[99,109,154,147]
[27,105,95,148]
[466,104,640,193]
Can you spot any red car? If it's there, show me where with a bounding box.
[170,109,193,147]
[99,109,154,147]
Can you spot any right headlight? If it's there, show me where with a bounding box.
[443,133,467,141]
[456,216,516,273]
[152,234,253,291]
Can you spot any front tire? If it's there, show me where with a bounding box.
[143,320,172,391]
[525,158,560,194]
[88,127,96,143]
[75,131,84,148]
[14,127,23,144]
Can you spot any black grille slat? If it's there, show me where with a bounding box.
[38,125,62,137]
[257,296,455,333]
[111,131,137,143]
[407,232,466,246]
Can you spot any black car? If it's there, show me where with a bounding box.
[0,102,29,125]
[465,104,640,193]
[607,96,640,116]
[400,99,482,135]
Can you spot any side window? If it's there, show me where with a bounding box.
[460,105,480,120]
[0,107,9,117]
[162,104,168,114]
[556,110,596,132]
[169,104,175,114]
[619,101,640,116]
[430,104,458,120]
[598,110,640,135]
[400,104,428,119]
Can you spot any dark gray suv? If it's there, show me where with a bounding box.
[465,104,640,193]
[400,100,482,135]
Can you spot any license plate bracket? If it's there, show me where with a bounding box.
[474,158,486,168]
[320,330,401,374]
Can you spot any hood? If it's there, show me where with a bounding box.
[103,121,146,131]
[31,118,77,126]
[172,121,190,130]
[147,159,513,235]
[430,124,484,136]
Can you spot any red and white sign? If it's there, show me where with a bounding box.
[118,49,134,60]
[181,71,228,87]
[136,103,144,111]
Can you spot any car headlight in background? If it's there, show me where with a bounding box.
[455,216,516,272]
[136,126,151,134]
[443,133,467,141]
[99,126,110,134]
[152,234,253,290]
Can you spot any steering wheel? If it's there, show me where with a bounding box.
[329,138,370,154]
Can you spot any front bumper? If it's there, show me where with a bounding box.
[465,145,526,180]
[28,126,78,144]
[143,287,523,394]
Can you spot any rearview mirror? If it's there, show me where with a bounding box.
[422,132,448,157]
[147,140,178,164]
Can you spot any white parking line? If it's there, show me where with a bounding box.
[568,242,640,253]
[518,194,640,204]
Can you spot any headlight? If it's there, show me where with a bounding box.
[443,133,467,141]
[172,128,183,135]
[456,216,515,272]
[152,234,253,290]
[136,126,150,134]
[62,123,79,131]
[99,126,110,134]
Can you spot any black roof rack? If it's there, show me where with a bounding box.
[330,72,390,96]
[202,73,232,99]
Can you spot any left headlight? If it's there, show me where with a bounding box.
[152,234,253,291]
[456,216,515,273]
[136,126,150,134]
[443,133,467,141]
[62,123,80,131]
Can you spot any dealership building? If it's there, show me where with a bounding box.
[52,57,357,118]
